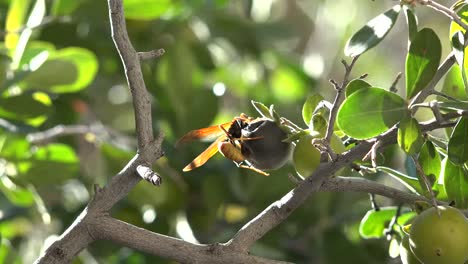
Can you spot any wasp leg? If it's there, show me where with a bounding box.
[239,164,270,176]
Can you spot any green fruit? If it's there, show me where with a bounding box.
[292,132,345,177]
[409,206,468,264]
[293,135,321,177]
[400,235,422,264]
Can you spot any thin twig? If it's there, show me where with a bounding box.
[420,0,468,32]
[138,49,165,61]
[325,56,359,144]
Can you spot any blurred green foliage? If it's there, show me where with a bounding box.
[0,0,467,263]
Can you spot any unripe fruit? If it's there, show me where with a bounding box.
[409,206,468,264]
[293,135,320,177]
[292,132,345,177]
[400,235,421,264]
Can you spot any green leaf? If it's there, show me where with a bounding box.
[11,0,46,69]
[16,143,79,186]
[397,115,423,155]
[359,207,397,239]
[124,0,173,20]
[450,4,468,36]
[345,79,371,98]
[419,141,441,189]
[442,157,468,208]
[451,31,468,95]
[51,0,82,15]
[0,92,51,121]
[438,101,468,111]
[337,87,406,139]
[448,117,468,164]
[251,101,272,119]
[404,6,418,42]
[4,0,31,51]
[441,65,468,100]
[344,5,401,57]
[376,166,423,194]
[0,176,35,207]
[302,94,324,125]
[24,47,98,93]
[406,28,442,99]
[0,134,30,160]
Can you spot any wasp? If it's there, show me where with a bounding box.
[176,114,292,176]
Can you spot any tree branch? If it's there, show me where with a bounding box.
[225,112,466,252]
[108,0,154,149]
[89,216,293,264]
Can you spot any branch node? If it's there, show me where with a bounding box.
[138,48,165,61]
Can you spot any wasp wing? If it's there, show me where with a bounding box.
[183,135,227,171]
[175,121,233,147]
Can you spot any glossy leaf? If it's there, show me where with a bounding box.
[376,166,422,194]
[10,0,46,69]
[418,141,441,188]
[0,177,35,207]
[451,31,468,95]
[16,143,79,186]
[0,92,51,120]
[442,157,468,208]
[24,47,98,93]
[397,115,423,155]
[337,87,406,139]
[448,117,468,164]
[404,6,418,42]
[359,207,397,239]
[4,0,31,50]
[441,65,468,100]
[438,101,468,111]
[252,101,272,119]
[345,79,371,98]
[406,28,441,99]
[345,5,401,57]
[302,94,324,125]
[450,4,468,36]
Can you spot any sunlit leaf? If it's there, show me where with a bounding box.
[448,117,468,164]
[441,65,468,100]
[124,0,174,20]
[337,87,406,139]
[0,176,35,207]
[438,100,468,111]
[344,5,401,57]
[376,166,423,194]
[451,31,468,95]
[419,141,441,188]
[5,0,31,50]
[404,6,418,43]
[442,157,468,208]
[359,207,397,239]
[302,94,324,125]
[11,0,46,69]
[397,115,423,155]
[406,28,441,99]
[24,47,98,93]
[16,143,79,186]
[252,101,272,119]
[345,79,371,98]
[0,92,52,122]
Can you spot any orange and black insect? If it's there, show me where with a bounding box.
[176,114,292,176]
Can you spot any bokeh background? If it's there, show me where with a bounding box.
[0,0,455,263]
